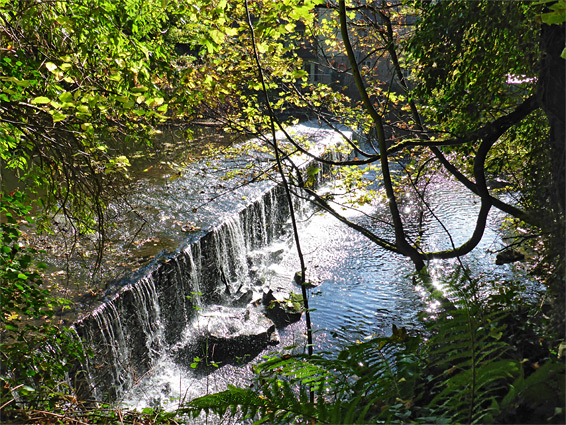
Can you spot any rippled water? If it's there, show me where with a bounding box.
[106,119,546,425]
[122,163,530,414]
[105,122,345,269]
[285,175,518,352]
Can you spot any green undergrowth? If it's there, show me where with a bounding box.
[181,268,565,424]
[0,191,86,422]
[0,192,180,424]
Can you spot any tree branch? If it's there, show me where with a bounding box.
[339,0,424,269]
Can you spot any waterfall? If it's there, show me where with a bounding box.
[213,216,250,292]
[132,277,164,360]
[72,123,351,402]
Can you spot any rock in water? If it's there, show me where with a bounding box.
[173,305,278,369]
[262,289,303,327]
[496,249,525,265]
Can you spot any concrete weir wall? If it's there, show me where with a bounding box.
[71,125,347,402]
[72,184,290,401]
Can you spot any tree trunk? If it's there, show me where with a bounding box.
[537,22,565,337]
[538,23,565,215]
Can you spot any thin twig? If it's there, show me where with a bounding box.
[244,0,315,402]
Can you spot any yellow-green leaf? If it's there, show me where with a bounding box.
[45,62,58,72]
[50,110,67,123]
[146,97,164,107]
[257,42,268,54]
[59,92,74,102]
[31,96,51,104]
[131,86,148,93]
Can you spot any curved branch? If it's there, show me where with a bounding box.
[371,9,541,264]
[302,187,401,254]
[429,146,535,225]
[379,5,538,228]
[339,0,424,269]
[422,133,496,260]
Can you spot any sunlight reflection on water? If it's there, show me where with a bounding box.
[122,157,535,415]
[275,174,525,353]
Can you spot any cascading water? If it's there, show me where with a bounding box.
[70,120,534,414]
[71,122,348,403]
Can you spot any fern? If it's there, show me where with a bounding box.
[499,358,566,423]
[180,266,563,424]
[181,331,423,424]
[422,268,523,423]
[180,382,317,424]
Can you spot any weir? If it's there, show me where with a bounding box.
[71,123,349,402]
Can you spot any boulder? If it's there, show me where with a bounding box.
[231,289,254,307]
[262,289,303,327]
[173,305,278,370]
[496,249,525,265]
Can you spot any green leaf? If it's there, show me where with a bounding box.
[45,62,58,72]
[146,97,164,107]
[76,105,90,114]
[31,96,51,105]
[50,110,67,123]
[58,92,74,103]
[14,79,30,87]
[131,86,148,93]
[540,10,566,25]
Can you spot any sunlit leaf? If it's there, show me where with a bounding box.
[31,96,51,104]
[45,62,58,72]
[50,110,67,123]
[58,92,73,103]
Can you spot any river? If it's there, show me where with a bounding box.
[108,122,533,416]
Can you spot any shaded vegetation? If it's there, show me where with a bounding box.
[0,0,564,423]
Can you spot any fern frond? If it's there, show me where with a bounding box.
[180,384,266,421]
[255,354,333,392]
[420,266,533,424]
